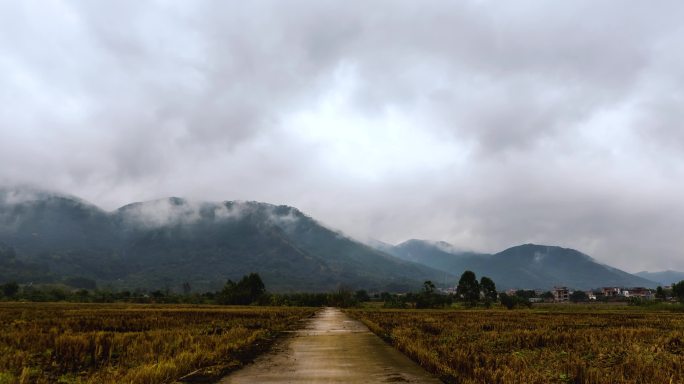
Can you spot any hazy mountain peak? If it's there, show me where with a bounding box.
[115,198,267,228]
[500,243,594,261]
[396,239,471,255]
[0,186,97,210]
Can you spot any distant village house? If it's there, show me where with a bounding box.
[623,287,653,299]
[602,287,622,297]
[553,286,569,302]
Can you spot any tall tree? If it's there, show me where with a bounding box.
[479,276,497,303]
[415,280,447,309]
[244,273,266,298]
[457,270,480,306]
[672,281,684,303]
[218,273,266,305]
[423,280,436,294]
[499,292,515,309]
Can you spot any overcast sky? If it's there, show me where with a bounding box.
[1,1,683,272]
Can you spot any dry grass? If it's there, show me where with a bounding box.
[348,307,684,384]
[0,302,314,384]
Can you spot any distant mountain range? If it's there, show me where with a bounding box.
[0,187,666,292]
[377,240,658,290]
[634,270,684,286]
[0,188,446,292]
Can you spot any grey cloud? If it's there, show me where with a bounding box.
[1,1,684,272]
[117,198,304,235]
[117,198,249,228]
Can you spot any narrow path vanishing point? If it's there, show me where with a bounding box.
[219,307,442,383]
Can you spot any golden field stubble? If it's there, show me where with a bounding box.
[348,307,684,384]
[0,303,313,384]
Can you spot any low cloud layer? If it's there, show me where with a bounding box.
[1,1,683,272]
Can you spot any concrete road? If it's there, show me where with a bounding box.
[219,307,442,383]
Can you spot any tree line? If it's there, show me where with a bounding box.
[381,270,501,309]
[0,274,364,307]
[5,274,684,308]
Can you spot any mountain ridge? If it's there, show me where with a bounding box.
[634,270,684,286]
[0,188,449,292]
[380,239,657,290]
[0,187,662,292]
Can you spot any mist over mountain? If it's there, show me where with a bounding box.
[0,187,447,292]
[382,240,657,290]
